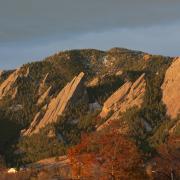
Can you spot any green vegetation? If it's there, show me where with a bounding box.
[87,75,124,104]
[16,101,98,164]
[17,126,66,164]
[0,48,176,167]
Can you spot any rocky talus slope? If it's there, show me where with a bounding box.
[98,73,146,131]
[161,57,180,119]
[23,72,87,136]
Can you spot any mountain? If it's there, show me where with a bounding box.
[0,48,179,179]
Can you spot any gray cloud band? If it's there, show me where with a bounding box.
[0,0,180,42]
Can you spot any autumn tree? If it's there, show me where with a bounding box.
[150,136,180,180]
[68,134,99,179]
[68,131,147,179]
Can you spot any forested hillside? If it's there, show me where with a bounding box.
[0,48,179,179]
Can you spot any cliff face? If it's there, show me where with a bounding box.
[161,57,180,119]
[100,73,146,118]
[0,69,20,100]
[98,74,146,131]
[23,72,87,136]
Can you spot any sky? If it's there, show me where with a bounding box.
[0,0,180,69]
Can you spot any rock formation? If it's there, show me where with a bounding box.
[23,72,86,135]
[87,77,99,87]
[100,73,146,118]
[0,69,20,100]
[38,73,49,95]
[12,87,18,99]
[22,112,41,136]
[98,74,146,131]
[161,57,180,118]
[24,67,30,78]
[37,86,52,105]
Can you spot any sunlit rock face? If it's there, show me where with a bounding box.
[23,72,87,135]
[97,74,146,132]
[162,57,180,119]
[100,73,146,118]
[0,69,20,100]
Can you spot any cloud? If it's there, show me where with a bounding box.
[0,0,180,69]
[0,0,180,42]
[0,22,180,69]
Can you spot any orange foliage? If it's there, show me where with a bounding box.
[68,131,147,179]
[151,136,180,179]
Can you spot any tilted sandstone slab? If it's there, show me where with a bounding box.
[100,73,146,118]
[24,72,86,135]
[12,87,18,99]
[38,73,49,95]
[37,86,52,105]
[100,81,132,118]
[161,57,180,118]
[98,74,146,131]
[24,67,30,77]
[0,69,20,100]
[22,112,41,136]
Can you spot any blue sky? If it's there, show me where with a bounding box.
[0,0,180,69]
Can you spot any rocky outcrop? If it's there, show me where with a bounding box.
[0,69,20,100]
[38,73,49,95]
[23,72,86,135]
[98,74,146,132]
[161,57,180,118]
[22,112,41,136]
[115,70,123,76]
[100,73,146,118]
[12,87,18,99]
[37,86,52,105]
[87,77,99,87]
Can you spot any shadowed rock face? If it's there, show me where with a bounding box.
[23,72,87,136]
[162,57,180,119]
[100,73,146,118]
